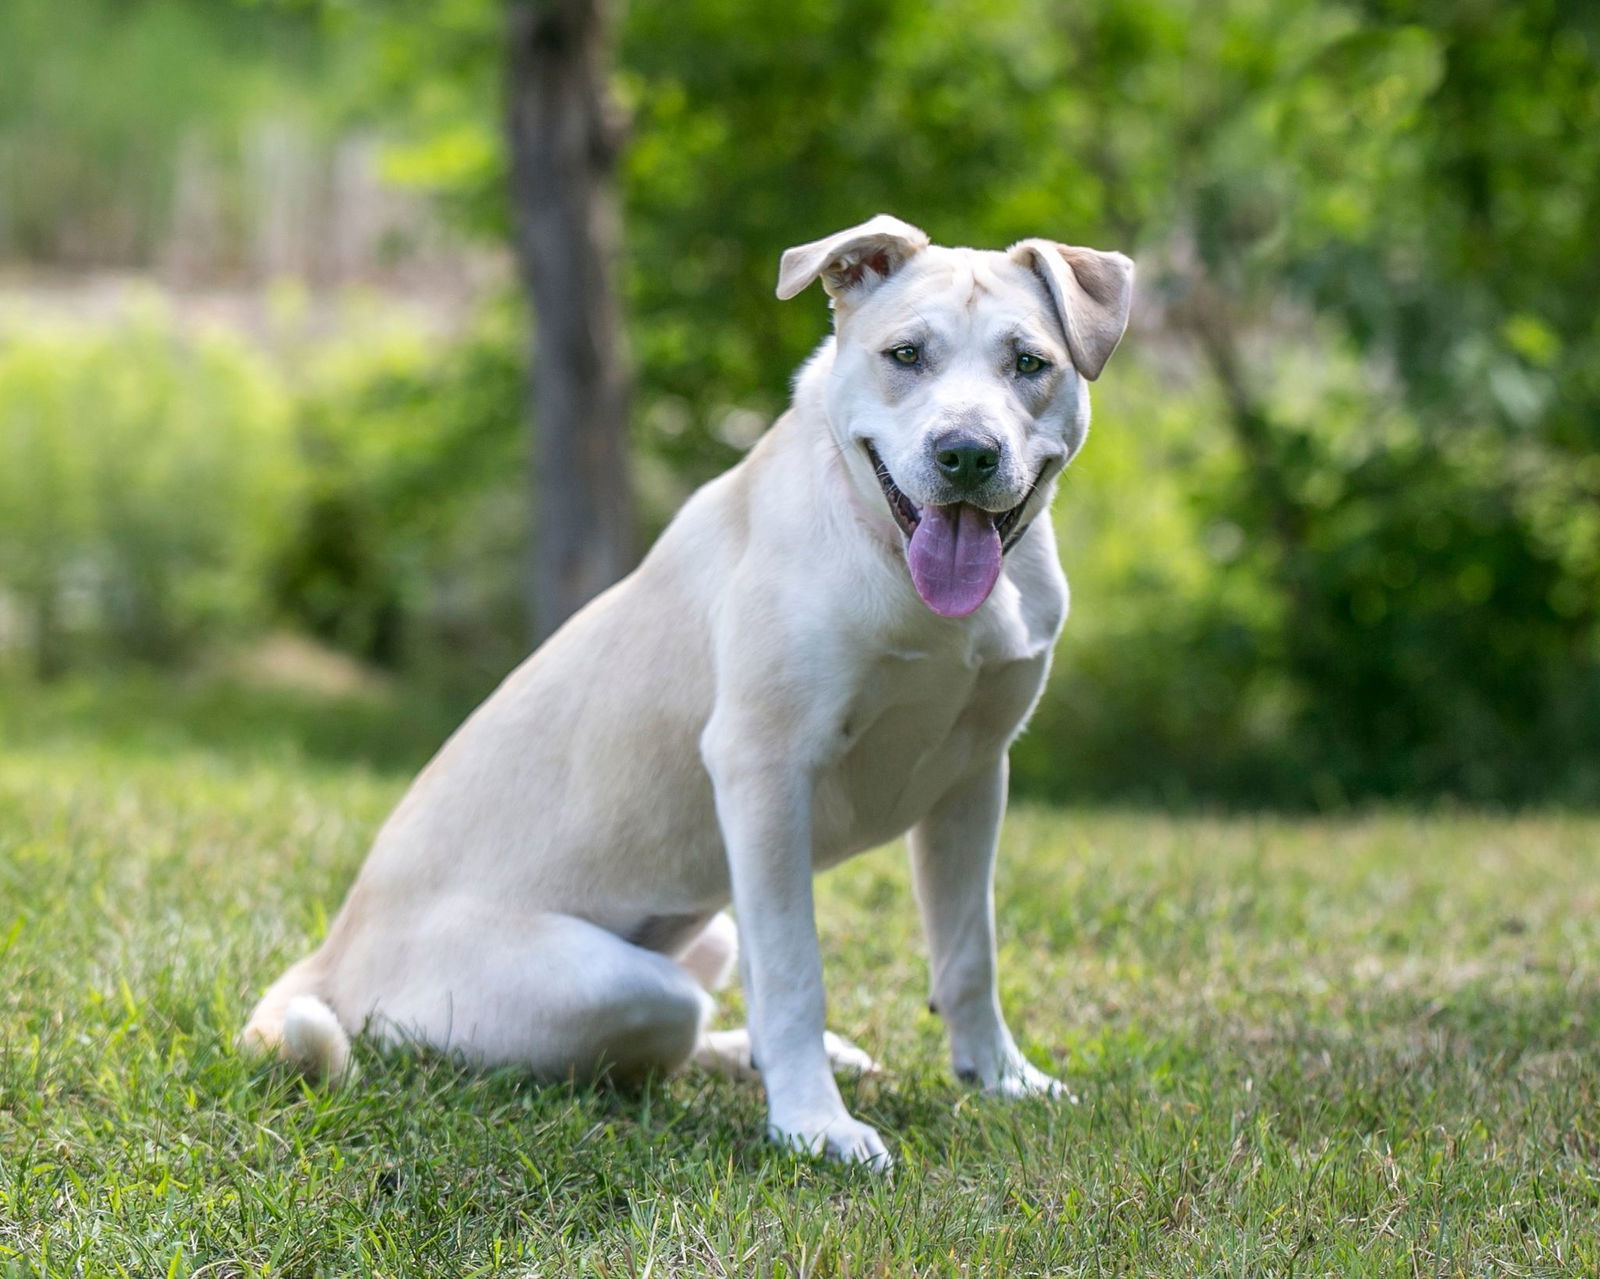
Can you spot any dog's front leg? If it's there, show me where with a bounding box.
[910,759,1068,1099]
[702,732,891,1170]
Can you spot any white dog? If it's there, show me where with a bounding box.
[242,215,1133,1169]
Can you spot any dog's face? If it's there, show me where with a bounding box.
[778,215,1133,618]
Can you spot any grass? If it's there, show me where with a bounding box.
[3,678,1600,1275]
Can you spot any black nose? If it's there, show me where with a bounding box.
[932,432,1001,489]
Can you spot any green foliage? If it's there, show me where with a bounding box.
[1023,330,1600,806]
[1177,0,1600,802]
[0,304,299,671]
[5,706,1600,1271]
[0,0,329,265]
[610,0,1594,805]
[0,294,531,692]
[3,0,1599,802]
[270,301,528,689]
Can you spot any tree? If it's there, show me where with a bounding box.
[506,0,635,642]
[78,0,1589,802]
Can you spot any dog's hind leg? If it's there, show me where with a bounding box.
[678,917,879,1081]
[674,911,738,992]
[350,907,713,1085]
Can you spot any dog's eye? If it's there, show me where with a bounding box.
[887,344,921,366]
[1016,352,1048,375]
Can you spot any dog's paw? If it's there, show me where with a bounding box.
[769,1112,894,1172]
[692,1028,762,1081]
[985,1058,1077,1104]
[822,1030,882,1078]
[694,1027,881,1082]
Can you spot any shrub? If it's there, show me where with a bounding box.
[0,301,300,673]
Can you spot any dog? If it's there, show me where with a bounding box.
[241,215,1133,1169]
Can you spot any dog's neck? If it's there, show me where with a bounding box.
[789,335,837,426]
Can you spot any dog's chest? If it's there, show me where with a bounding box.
[811,625,1049,864]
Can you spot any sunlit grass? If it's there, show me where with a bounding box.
[3,692,1600,1274]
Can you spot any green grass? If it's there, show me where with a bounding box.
[4,681,1600,1275]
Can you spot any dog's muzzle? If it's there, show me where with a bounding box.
[864,443,1038,618]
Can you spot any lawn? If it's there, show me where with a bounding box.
[3,681,1600,1275]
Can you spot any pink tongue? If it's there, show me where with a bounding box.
[907,503,1002,617]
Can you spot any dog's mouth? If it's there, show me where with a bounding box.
[864,442,1038,618]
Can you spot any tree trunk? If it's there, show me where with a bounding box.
[505,0,636,644]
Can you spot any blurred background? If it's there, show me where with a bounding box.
[0,0,1595,808]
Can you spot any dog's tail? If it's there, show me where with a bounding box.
[238,957,353,1084]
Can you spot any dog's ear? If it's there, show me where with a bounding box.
[776,215,930,303]
[1008,240,1134,380]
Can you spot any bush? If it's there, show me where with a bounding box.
[1017,334,1600,808]
[0,301,299,673]
[269,300,529,695]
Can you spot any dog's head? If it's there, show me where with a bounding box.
[777,214,1133,618]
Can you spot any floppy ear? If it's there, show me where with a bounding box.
[1008,239,1134,380]
[776,214,930,303]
